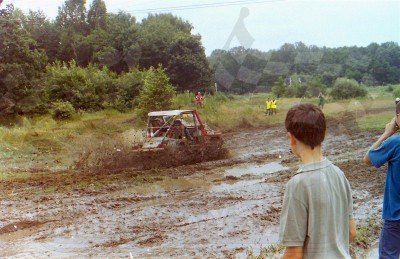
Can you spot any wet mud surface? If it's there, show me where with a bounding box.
[0,120,386,258]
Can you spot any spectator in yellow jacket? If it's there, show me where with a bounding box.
[265,98,271,115]
[271,99,277,114]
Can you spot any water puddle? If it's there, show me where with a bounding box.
[225,162,287,178]
[211,180,262,193]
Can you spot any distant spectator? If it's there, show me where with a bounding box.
[271,99,277,115]
[195,92,204,107]
[318,92,325,109]
[265,98,271,115]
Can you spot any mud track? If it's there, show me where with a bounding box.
[0,116,386,258]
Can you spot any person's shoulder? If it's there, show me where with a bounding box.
[328,162,346,177]
[287,172,308,190]
[387,133,400,143]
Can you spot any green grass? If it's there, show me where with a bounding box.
[0,86,396,174]
[0,109,135,169]
[357,111,394,130]
[353,217,382,249]
[173,89,395,131]
[247,244,285,258]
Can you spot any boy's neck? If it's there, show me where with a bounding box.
[298,145,324,164]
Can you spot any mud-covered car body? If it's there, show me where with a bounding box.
[74,109,226,171]
[143,109,221,151]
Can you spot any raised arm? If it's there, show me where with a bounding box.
[364,117,398,166]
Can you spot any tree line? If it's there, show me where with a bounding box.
[1,0,399,118]
[0,0,212,117]
[209,42,400,94]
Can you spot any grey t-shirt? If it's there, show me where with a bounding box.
[279,158,353,259]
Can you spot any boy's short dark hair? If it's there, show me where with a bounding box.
[285,103,326,149]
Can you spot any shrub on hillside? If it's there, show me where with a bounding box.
[51,101,76,120]
[330,78,367,100]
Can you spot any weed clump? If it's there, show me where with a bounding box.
[51,101,76,120]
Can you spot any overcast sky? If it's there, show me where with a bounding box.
[3,0,400,55]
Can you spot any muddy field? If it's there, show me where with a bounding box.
[0,117,386,258]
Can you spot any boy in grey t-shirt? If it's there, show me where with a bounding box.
[279,103,356,259]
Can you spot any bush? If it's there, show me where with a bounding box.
[386,84,395,92]
[307,78,327,97]
[272,77,286,98]
[173,91,194,109]
[51,101,76,120]
[113,68,144,110]
[330,77,367,100]
[392,86,400,99]
[43,60,118,111]
[284,86,296,97]
[136,66,176,121]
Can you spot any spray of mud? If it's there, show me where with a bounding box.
[72,134,229,173]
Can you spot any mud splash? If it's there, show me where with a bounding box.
[73,136,228,172]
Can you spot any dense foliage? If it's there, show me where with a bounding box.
[0,1,399,117]
[0,1,211,117]
[330,78,368,100]
[136,66,177,120]
[209,42,400,93]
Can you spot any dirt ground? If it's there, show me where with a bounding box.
[0,115,386,258]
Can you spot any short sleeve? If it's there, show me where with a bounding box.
[368,137,397,168]
[279,182,308,246]
[346,178,353,219]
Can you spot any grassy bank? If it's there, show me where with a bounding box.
[0,110,135,170]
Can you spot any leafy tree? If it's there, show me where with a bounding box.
[138,13,192,69]
[23,10,60,63]
[56,0,87,33]
[0,4,48,115]
[136,66,176,120]
[166,35,213,92]
[56,0,90,64]
[272,77,286,98]
[87,12,139,73]
[138,13,211,92]
[330,77,367,100]
[87,0,107,30]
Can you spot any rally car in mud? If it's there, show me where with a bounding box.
[138,110,227,167]
[75,110,227,171]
